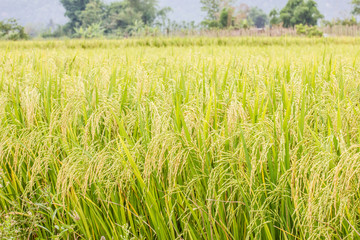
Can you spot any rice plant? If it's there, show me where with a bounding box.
[0,38,359,239]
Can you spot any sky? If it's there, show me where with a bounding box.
[0,0,354,26]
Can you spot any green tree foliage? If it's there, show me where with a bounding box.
[60,0,90,32]
[104,0,165,35]
[280,0,323,28]
[105,1,142,34]
[352,0,360,15]
[201,1,263,30]
[0,19,28,40]
[248,7,268,28]
[219,8,229,28]
[200,0,221,21]
[296,23,323,36]
[78,0,105,28]
[59,0,169,37]
[74,22,105,38]
[155,6,172,31]
[269,9,281,27]
[127,0,159,25]
[322,17,357,27]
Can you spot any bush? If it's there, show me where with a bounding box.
[296,24,323,37]
[73,23,105,39]
[41,26,67,39]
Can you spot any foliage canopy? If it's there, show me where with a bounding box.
[352,0,360,15]
[280,0,323,28]
[248,7,268,28]
[59,0,168,36]
[0,18,28,40]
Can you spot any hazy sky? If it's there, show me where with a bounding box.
[0,0,354,26]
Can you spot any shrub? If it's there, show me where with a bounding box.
[296,24,323,37]
[73,23,105,39]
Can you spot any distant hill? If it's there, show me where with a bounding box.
[0,0,354,26]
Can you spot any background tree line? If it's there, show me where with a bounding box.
[200,0,360,36]
[1,0,360,40]
[200,0,324,29]
[56,0,171,38]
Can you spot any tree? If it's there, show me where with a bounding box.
[105,1,142,34]
[0,19,28,40]
[280,0,323,28]
[60,0,90,32]
[219,8,229,28]
[269,9,281,27]
[200,0,221,21]
[60,0,169,36]
[104,0,167,35]
[78,0,105,27]
[231,3,250,28]
[352,0,360,15]
[201,0,238,28]
[248,7,268,28]
[154,7,172,33]
[127,0,159,25]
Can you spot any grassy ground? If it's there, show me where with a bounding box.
[0,38,360,239]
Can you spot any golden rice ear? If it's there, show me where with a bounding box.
[0,38,359,239]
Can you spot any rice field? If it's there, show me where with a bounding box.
[0,38,360,239]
